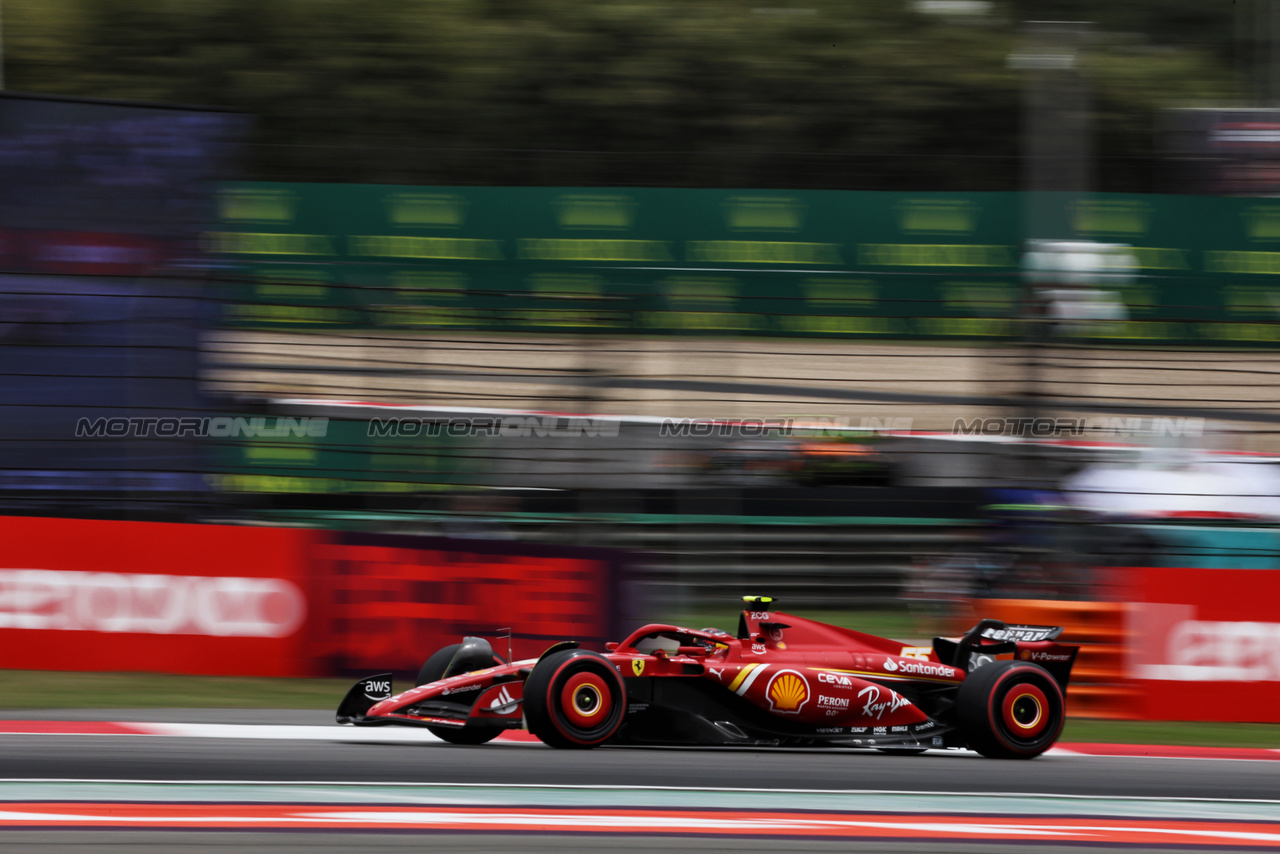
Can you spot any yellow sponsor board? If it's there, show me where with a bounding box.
[686,241,842,265]
[858,244,1015,267]
[1127,247,1189,270]
[640,311,765,332]
[518,238,671,262]
[202,231,337,256]
[244,446,317,464]
[724,197,805,232]
[385,192,467,228]
[778,316,904,335]
[218,188,297,224]
[1199,322,1280,341]
[897,199,980,234]
[350,235,503,261]
[915,317,1015,337]
[210,474,438,494]
[554,195,636,230]
[506,309,627,328]
[1205,250,1280,275]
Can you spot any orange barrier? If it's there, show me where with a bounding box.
[951,599,1138,719]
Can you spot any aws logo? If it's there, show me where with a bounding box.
[362,679,392,701]
[766,669,811,714]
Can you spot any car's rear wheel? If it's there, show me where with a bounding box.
[416,643,502,745]
[956,660,1064,759]
[524,649,627,748]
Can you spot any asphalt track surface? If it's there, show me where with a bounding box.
[2,710,1276,852]
[6,731,1279,799]
[0,709,1270,798]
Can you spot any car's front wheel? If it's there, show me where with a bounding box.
[955,660,1065,759]
[416,643,502,745]
[523,649,627,748]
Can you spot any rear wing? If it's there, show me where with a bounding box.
[933,619,1077,687]
[976,623,1061,643]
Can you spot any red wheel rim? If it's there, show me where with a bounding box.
[559,671,612,729]
[1001,683,1049,738]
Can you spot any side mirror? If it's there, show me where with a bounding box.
[605,642,619,651]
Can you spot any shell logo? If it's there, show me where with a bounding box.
[1020,650,1032,660]
[765,669,810,714]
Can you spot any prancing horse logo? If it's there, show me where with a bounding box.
[632,659,645,676]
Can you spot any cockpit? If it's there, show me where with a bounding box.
[614,625,733,656]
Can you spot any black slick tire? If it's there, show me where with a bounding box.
[956,660,1065,759]
[416,643,502,745]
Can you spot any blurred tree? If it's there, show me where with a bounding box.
[2,0,1241,190]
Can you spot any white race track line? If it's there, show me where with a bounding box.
[2,723,1277,762]
[143,723,459,742]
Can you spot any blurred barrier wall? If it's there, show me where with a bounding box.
[0,516,628,677]
[0,517,315,677]
[309,531,629,672]
[961,567,1280,723]
[213,182,1280,344]
[1128,566,1280,722]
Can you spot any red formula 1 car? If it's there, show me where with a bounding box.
[337,597,1078,759]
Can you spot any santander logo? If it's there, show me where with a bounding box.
[883,656,955,679]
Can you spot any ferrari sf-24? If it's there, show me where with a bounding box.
[337,597,1078,759]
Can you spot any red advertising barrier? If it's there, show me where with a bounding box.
[1128,566,1280,722]
[0,517,627,678]
[17,231,177,276]
[309,532,626,673]
[0,517,316,677]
